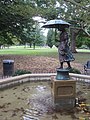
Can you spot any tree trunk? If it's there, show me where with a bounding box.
[0,45,2,49]
[70,28,81,53]
[29,42,32,48]
[70,29,77,53]
[33,43,35,49]
[24,43,27,48]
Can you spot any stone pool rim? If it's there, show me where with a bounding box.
[0,73,90,89]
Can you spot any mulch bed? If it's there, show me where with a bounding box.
[0,55,84,75]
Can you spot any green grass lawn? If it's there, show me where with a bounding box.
[0,46,90,63]
[0,46,58,57]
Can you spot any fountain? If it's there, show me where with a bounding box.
[42,19,76,110]
[0,74,90,120]
[0,19,89,120]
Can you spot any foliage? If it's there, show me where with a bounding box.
[0,2,31,33]
[0,0,46,48]
[0,0,90,50]
[13,69,31,76]
[0,0,36,46]
[56,0,90,53]
[76,31,90,48]
[47,29,55,48]
[31,23,45,49]
[84,38,90,49]
[76,33,85,48]
[79,45,89,49]
[69,67,81,74]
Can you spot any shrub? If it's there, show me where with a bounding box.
[79,45,89,49]
[13,69,31,76]
[69,68,81,74]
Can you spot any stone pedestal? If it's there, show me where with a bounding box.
[51,79,76,109]
[51,69,76,110]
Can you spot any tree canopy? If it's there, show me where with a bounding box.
[0,0,90,50]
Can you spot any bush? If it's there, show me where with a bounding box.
[79,45,89,49]
[13,69,31,76]
[69,68,81,74]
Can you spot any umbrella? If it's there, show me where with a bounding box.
[42,19,70,29]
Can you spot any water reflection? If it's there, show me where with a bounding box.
[23,83,54,120]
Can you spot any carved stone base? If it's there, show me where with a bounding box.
[54,98,75,110]
[51,78,76,109]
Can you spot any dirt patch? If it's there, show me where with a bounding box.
[0,55,84,75]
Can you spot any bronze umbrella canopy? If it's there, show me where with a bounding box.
[42,19,70,29]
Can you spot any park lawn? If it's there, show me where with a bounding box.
[0,47,58,57]
[0,46,90,63]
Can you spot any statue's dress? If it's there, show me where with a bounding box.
[58,31,75,63]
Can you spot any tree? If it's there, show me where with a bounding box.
[76,29,90,49]
[0,31,14,48]
[37,0,90,52]
[0,0,36,46]
[31,22,45,49]
[61,0,90,52]
[0,0,90,51]
[47,29,55,48]
[0,0,48,48]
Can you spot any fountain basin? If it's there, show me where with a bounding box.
[0,73,90,120]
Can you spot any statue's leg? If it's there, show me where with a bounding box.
[60,62,63,69]
[67,61,72,69]
[57,62,63,69]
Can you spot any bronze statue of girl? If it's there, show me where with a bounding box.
[58,27,75,69]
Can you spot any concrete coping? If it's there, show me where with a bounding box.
[69,73,90,79]
[0,73,56,85]
[0,73,90,85]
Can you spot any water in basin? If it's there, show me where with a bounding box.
[0,81,90,120]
